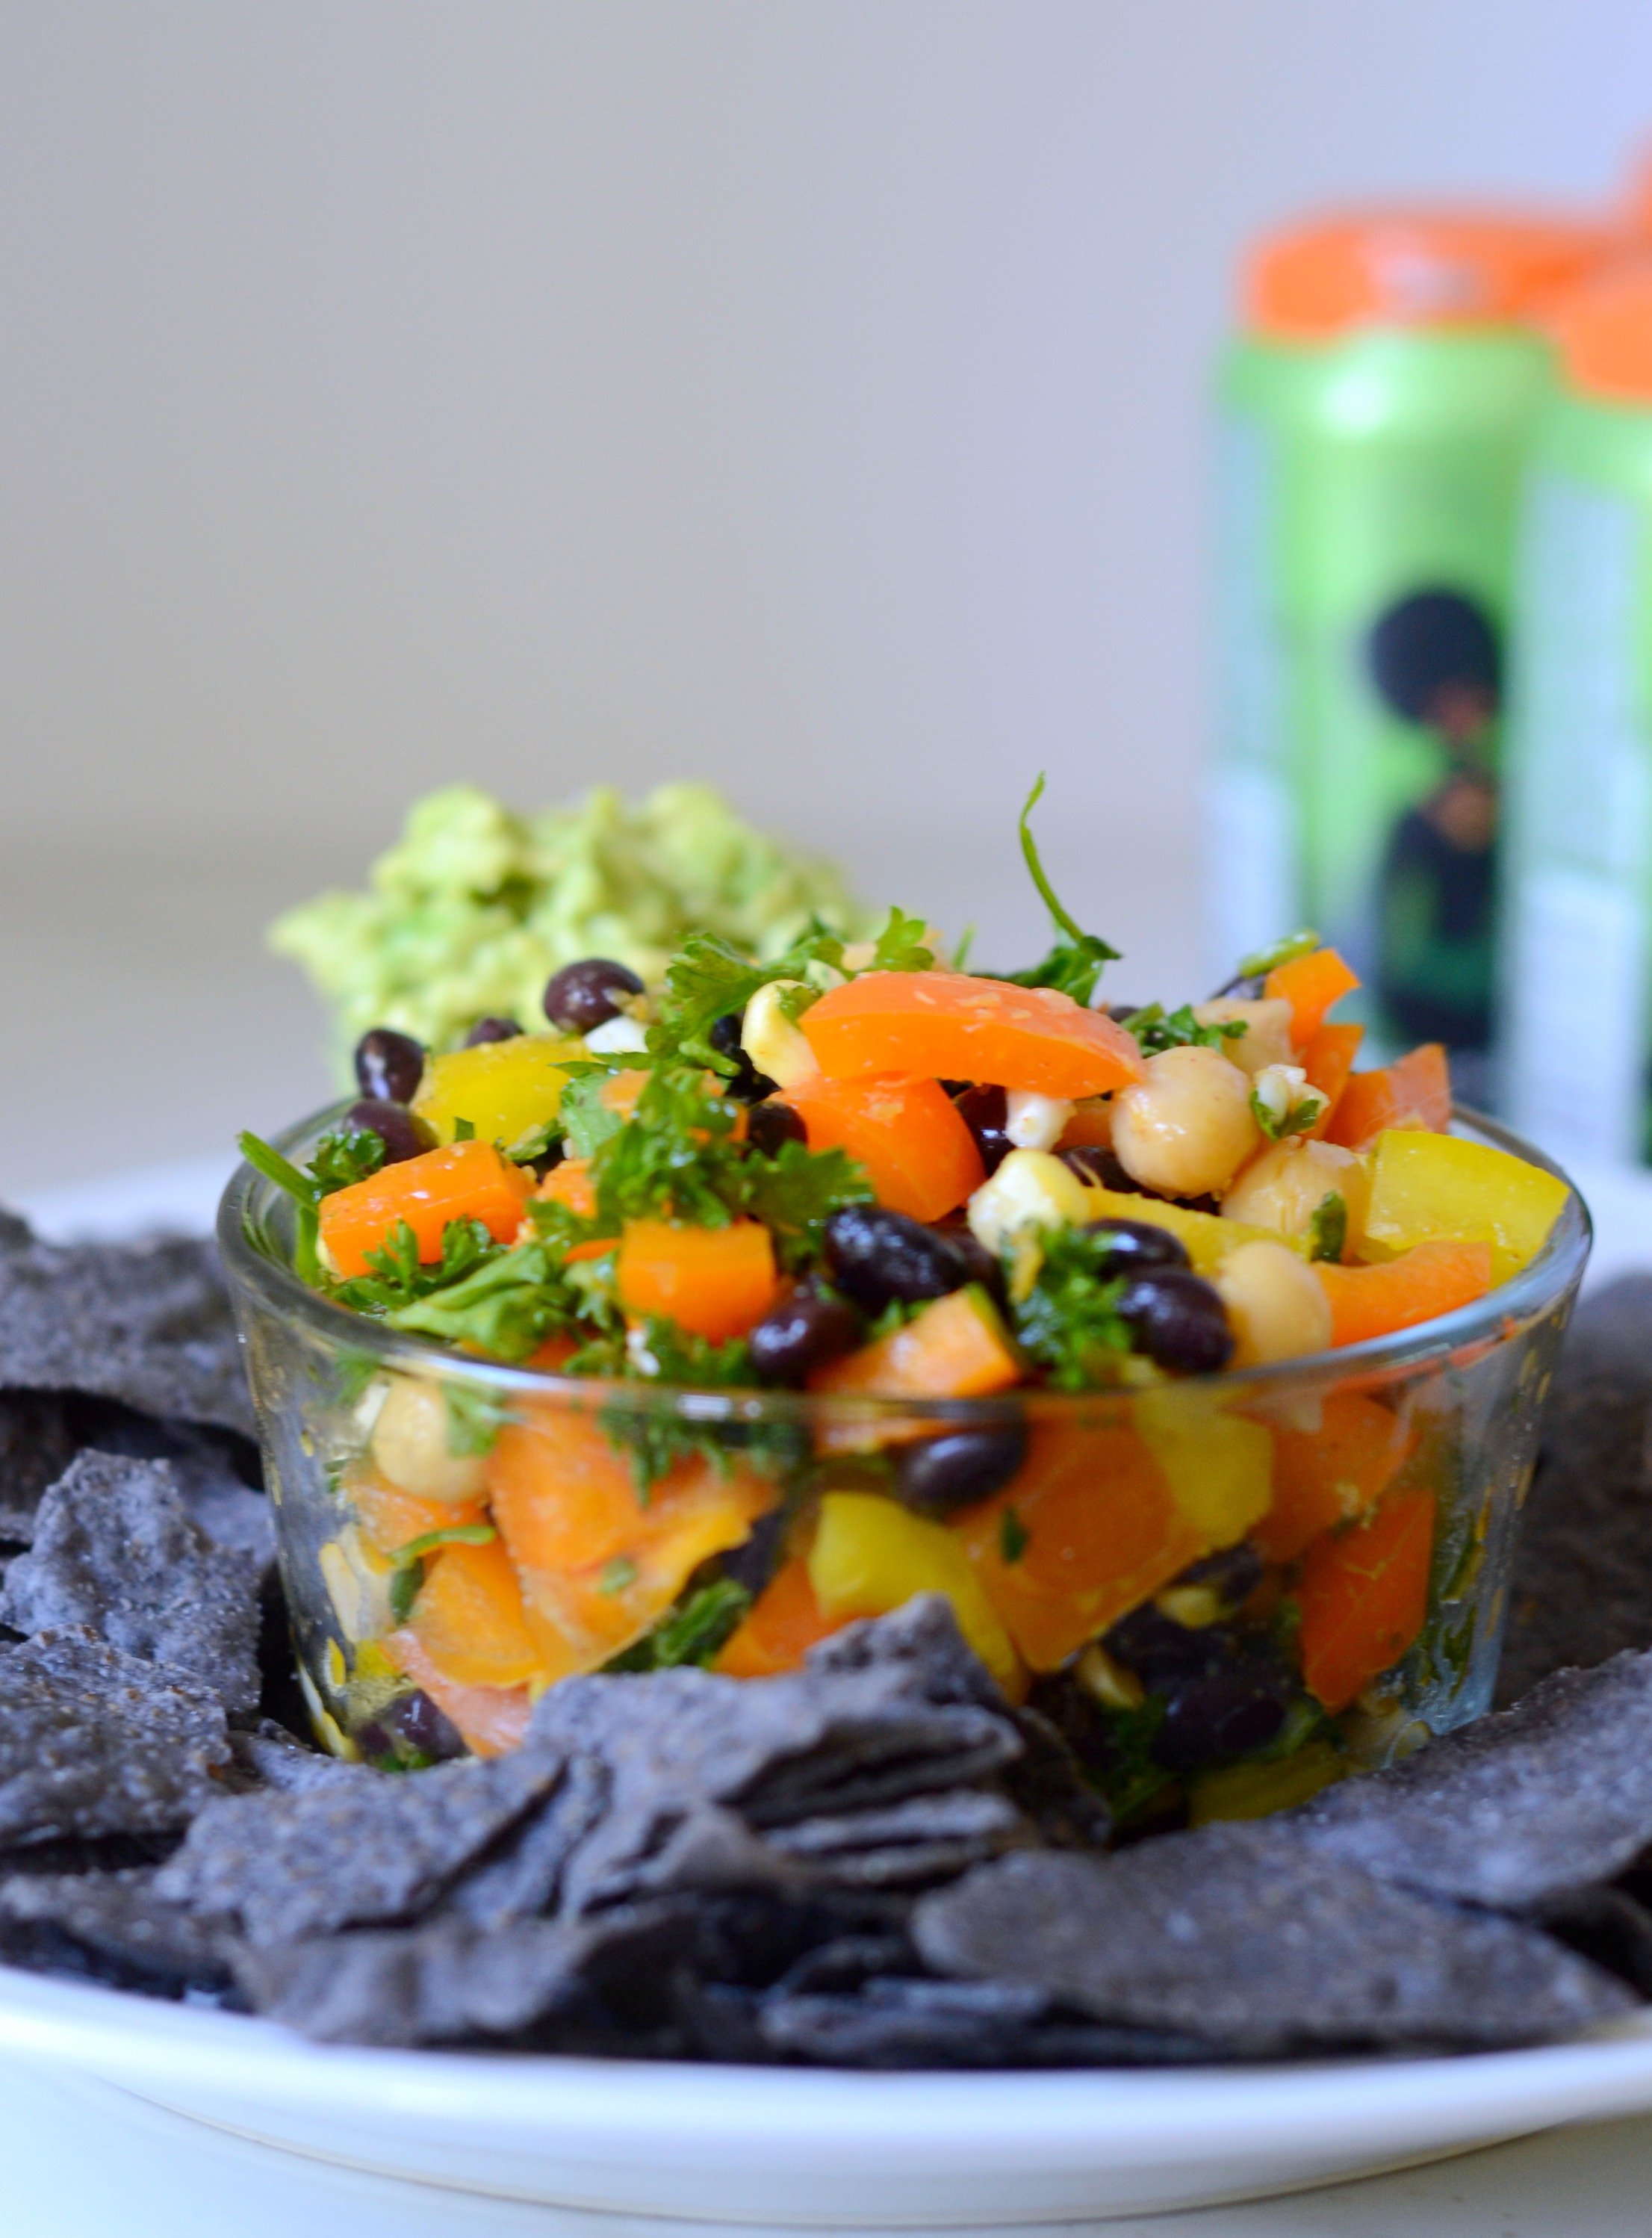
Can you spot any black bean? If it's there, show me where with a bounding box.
[952,1083,1012,1175]
[1059,1144,1143,1195]
[709,1011,779,1104]
[353,1026,426,1106]
[823,1206,970,1313]
[748,1279,862,1385]
[718,1508,791,1599]
[1151,1661,1293,1773]
[465,1015,523,1046]
[1115,1268,1235,1374]
[342,1098,428,1166]
[1175,1542,1264,1610]
[358,1688,468,1765]
[925,1218,1004,1299]
[747,1099,807,1159]
[542,957,645,1034]
[1078,1218,1190,1277]
[895,1425,1028,1516]
[1104,1603,1227,1690]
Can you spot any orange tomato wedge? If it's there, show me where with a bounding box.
[1324,1044,1452,1153]
[783,1073,984,1222]
[1301,1021,1364,1138]
[1254,1392,1415,1565]
[1316,1239,1492,1347]
[715,1554,846,1677]
[801,973,1146,1098]
[1299,1488,1436,1713]
[385,1628,533,1758]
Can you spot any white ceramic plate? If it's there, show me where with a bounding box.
[7,1153,1652,2228]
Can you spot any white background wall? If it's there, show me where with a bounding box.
[4,1,1652,1194]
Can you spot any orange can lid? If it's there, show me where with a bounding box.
[1246,211,1616,342]
[1547,260,1652,403]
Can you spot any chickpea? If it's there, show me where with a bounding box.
[1214,1239,1334,1368]
[370,1377,489,1507]
[1111,1044,1261,1200]
[1222,1138,1370,1253]
[1190,997,1295,1079]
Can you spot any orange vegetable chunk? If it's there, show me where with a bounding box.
[1300,1021,1364,1138]
[1264,947,1361,1047]
[810,1287,1022,1404]
[385,1628,532,1757]
[488,1404,775,1661]
[715,1554,846,1677]
[350,1472,488,1559]
[954,1424,1205,1671]
[1254,1392,1414,1565]
[1299,1488,1436,1712]
[1316,1239,1492,1348]
[800,973,1146,1099]
[616,1218,779,1343]
[783,1074,984,1221]
[1325,1043,1452,1152]
[536,1157,597,1219]
[402,1536,579,1692]
[319,1138,534,1279]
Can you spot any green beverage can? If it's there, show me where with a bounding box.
[1504,264,1652,1164]
[1211,211,1609,1106]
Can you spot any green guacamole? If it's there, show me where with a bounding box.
[270,783,871,1074]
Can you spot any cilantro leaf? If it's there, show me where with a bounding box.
[736,1139,874,1270]
[650,925,846,1074]
[870,905,934,973]
[1011,1226,1134,1389]
[1307,1190,1347,1265]
[1126,1002,1248,1058]
[1002,775,1120,1005]
[558,1064,629,1159]
[332,1216,500,1315]
[605,1578,753,1672]
[387,1237,592,1360]
[308,1128,388,1196]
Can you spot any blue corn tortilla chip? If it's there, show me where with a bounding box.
[156,1743,566,1943]
[1292,1648,1652,1913]
[0,1866,232,1998]
[1,1451,262,1720]
[912,1833,1634,2056]
[0,1221,252,1438]
[0,1628,232,1847]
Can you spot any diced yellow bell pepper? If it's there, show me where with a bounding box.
[1187,1741,1344,1825]
[1134,1388,1275,1545]
[1079,1187,1309,1275]
[1360,1130,1570,1286]
[412,1032,580,1153]
[808,1490,1022,1694]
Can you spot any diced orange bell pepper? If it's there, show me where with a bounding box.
[350,1472,488,1560]
[384,1628,532,1758]
[487,1405,776,1662]
[810,1286,1022,1404]
[1264,947,1361,1048]
[1254,1392,1415,1565]
[400,1536,580,1692]
[319,1139,534,1278]
[616,1218,779,1343]
[783,1074,984,1221]
[1056,1096,1115,1152]
[1316,1239,1493,1348]
[601,1067,648,1121]
[715,1554,846,1677]
[1301,1022,1364,1138]
[954,1424,1207,1671]
[530,1158,612,1262]
[1299,1487,1436,1712]
[800,973,1146,1099]
[1324,1043,1452,1152]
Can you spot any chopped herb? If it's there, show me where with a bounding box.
[951,923,976,971]
[605,1577,753,1671]
[332,1216,501,1315]
[599,1555,639,1595]
[1126,1002,1248,1058]
[444,1385,509,1456]
[308,1128,388,1194]
[739,1139,874,1271]
[1308,1191,1348,1264]
[648,923,846,1076]
[1237,928,1321,980]
[1011,1226,1133,1390]
[238,1129,320,1209]
[557,1064,629,1159]
[999,1508,1029,1563]
[393,1521,497,1563]
[1249,1079,1328,1142]
[1084,1694,1176,1827]
[389,1238,606,1362]
[869,905,935,973]
[451,1116,476,1143]
[1002,775,1120,1007]
[388,1563,423,1624]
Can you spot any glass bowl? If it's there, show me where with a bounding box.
[218,1106,1589,1819]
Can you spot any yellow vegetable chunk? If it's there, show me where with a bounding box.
[1078,1186,1308,1275]
[1134,1388,1275,1544]
[1361,1130,1570,1286]
[808,1490,1022,1694]
[412,1032,580,1153]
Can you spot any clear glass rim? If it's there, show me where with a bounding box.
[217,1102,1592,1430]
